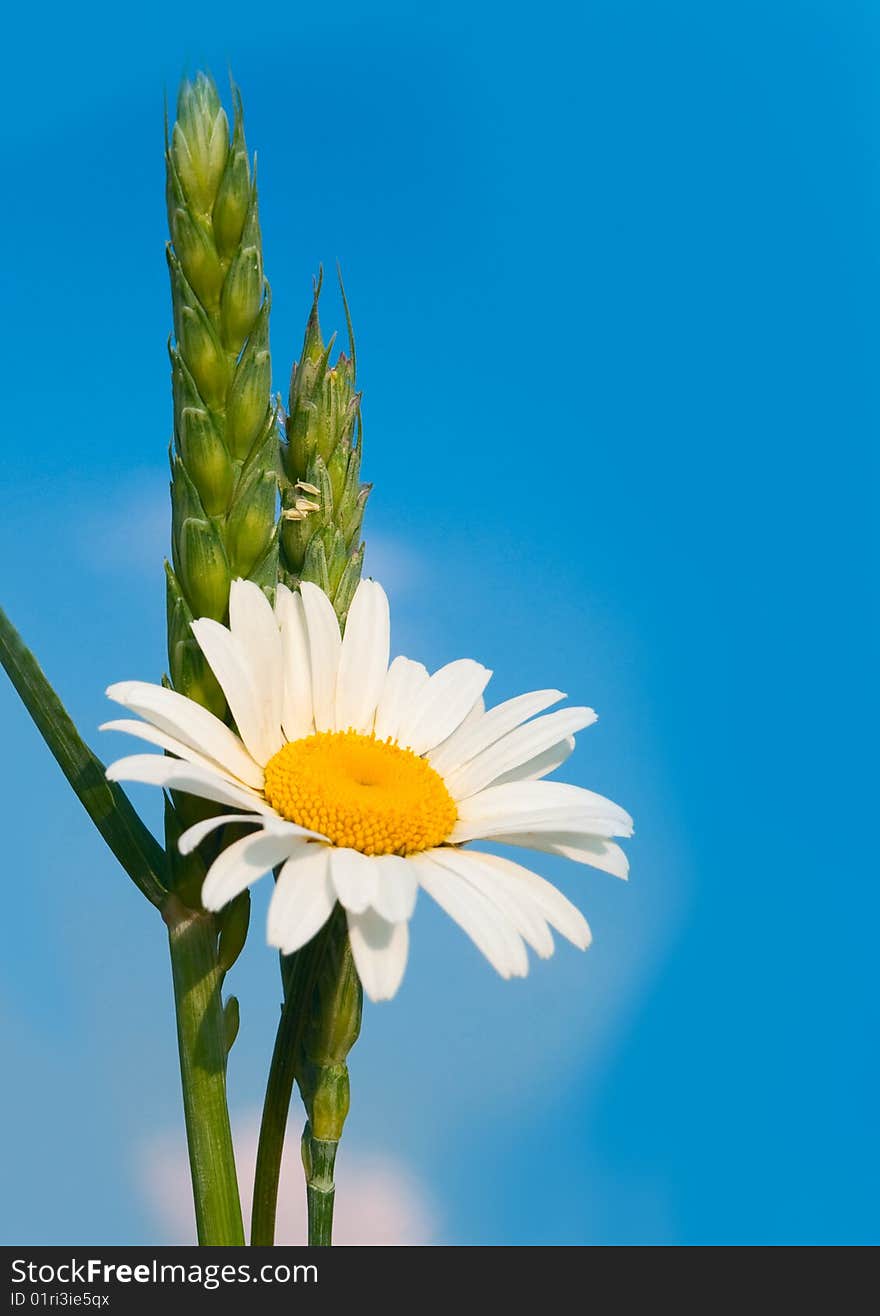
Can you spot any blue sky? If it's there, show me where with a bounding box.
[1,0,877,1245]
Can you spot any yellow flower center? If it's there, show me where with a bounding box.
[263,731,458,856]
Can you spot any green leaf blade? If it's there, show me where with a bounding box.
[0,606,168,907]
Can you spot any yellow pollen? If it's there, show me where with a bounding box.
[263,731,458,856]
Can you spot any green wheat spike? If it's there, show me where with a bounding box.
[279,270,369,621]
[164,73,276,936]
[165,74,279,724]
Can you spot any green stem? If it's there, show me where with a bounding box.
[164,893,244,1245]
[301,1127,337,1246]
[250,922,334,1245]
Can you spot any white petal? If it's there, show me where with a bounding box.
[100,718,266,793]
[346,908,409,1001]
[490,735,575,786]
[445,707,596,799]
[366,853,419,923]
[106,753,273,814]
[190,618,281,766]
[275,584,314,741]
[105,680,263,788]
[426,694,485,766]
[336,580,391,734]
[475,851,592,947]
[178,812,265,855]
[328,847,378,914]
[457,779,630,823]
[372,656,429,742]
[267,846,336,954]
[228,579,284,753]
[488,832,630,879]
[452,811,624,843]
[397,659,492,755]
[201,828,302,911]
[300,581,342,732]
[408,851,528,979]
[428,688,565,776]
[453,781,634,840]
[428,848,554,957]
[178,812,325,856]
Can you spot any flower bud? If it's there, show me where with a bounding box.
[341,484,370,547]
[286,403,319,477]
[170,208,225,309]
[212,91,251,256]
[170,450,205,539]
[167,567,226,715]
[226,345,271,459]
[280,512,312,575]
[333,547,365,621]
[178,407,233,515]
[325,529,348,596]
[286,287,331,464]
[221,247,263,352]
[178,303,229,412]
[172,75,229,214]
[301,534,330,593]
[170,345,203,416]
[226,466,277,577]
[171,636,226,718]
[178,517,231,620]
[326,436,350,513]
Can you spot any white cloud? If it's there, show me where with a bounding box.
[73,473,169,575]
[137,1111,437,1246]
[362,533,423,596]
[67,472,424,597]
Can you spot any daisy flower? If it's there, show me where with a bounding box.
[103,578,632,1001]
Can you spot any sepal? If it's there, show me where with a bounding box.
[219,891,251,971]
[223,995,241,1052]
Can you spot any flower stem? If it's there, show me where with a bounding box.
[250,917,341,1245]
[164,893,244,1245]
[301,1128,337,1246]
